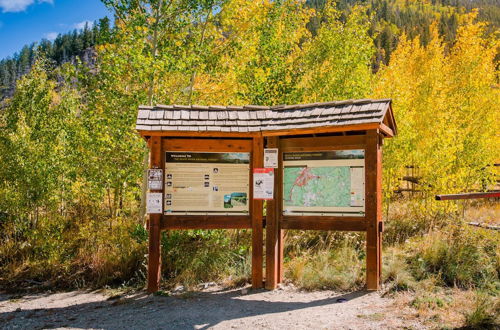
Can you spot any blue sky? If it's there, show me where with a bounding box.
[0,0,112,60]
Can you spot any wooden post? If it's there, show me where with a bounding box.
[365,130,382,290]
[147,135,162,293]
[251,137,264,288]
[265,136,280,289]
[277,144,284,285]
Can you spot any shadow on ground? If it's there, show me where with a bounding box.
[0,288,370,329]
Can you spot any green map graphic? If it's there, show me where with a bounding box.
[283,166,351,207]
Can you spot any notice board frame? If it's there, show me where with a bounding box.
[264,131,383,290]
[146,134,264,293]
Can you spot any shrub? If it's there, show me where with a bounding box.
[0,215,147,290]
[406,224,499,290]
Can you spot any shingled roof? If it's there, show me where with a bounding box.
[136,98,396,136]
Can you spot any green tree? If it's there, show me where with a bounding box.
[0,57,80,225]
[296,3,374,102]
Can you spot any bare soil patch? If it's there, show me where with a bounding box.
[0,286,426,329]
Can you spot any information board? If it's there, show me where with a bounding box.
[282,150,365,216]
[164,152,250,215]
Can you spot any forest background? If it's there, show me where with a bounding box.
[0,0,499,327]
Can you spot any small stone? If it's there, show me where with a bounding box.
[240,289,248,295]
[173,285,185,293]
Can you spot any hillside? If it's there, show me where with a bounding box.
[0,17,112,100]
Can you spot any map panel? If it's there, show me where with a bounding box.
[282,150,365,216]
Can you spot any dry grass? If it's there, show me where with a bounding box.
[392,288,499,329]
[464,200,500,226]
[285,246,364,291]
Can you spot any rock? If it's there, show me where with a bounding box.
[173,285,185,293]
[240,289,248,295]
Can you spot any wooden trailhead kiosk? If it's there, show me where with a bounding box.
[136,99,397,293]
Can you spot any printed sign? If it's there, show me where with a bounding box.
[147,192,163,214]
[264,148,278,168]
[253,168,274,200]
[164,152,250,215]
[283,150,365,216]
[148,169,163,190]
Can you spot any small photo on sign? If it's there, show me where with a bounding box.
[166,194,172,199]
[167,174,172,179]
[204,174,210,180]
[213,168,219,173]
[166,200,172,206]
[213,186,218,192]
[166,181,172,187]
[204,182,210,187]
[224,193,248,208]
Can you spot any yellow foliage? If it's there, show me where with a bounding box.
[374,11,500,213]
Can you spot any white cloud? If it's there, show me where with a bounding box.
[44,31,58,41]
[73,20,93,30]
[0,0,53,13]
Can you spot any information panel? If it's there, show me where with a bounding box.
[283,150,365,216]
[164,152,250,215]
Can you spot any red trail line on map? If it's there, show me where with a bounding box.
[287,167,321,202]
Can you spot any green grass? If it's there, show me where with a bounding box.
[463,293,499,329]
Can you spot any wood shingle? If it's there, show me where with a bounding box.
[136,99,396,135]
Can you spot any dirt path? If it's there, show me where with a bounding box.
[0,286,425,329]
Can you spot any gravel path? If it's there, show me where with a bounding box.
[0,286,425,329]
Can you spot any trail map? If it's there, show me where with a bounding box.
[284,166,351,207]
[282,150,365,215]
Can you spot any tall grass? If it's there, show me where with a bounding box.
[286,247,364,290]
[0,215,252,291]
[0,215,147,290]
[464,293,500,329]
[161,229,252,288]
[406,224,499,290]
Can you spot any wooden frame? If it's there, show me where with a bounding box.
[265,131,383,290]
[145,136,264,292]
[142,125,389,292]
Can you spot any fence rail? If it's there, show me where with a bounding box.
[435,191,500,201]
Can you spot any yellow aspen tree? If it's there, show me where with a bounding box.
[374,11,499,216]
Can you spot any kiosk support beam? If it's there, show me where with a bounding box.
[147,136,162,293]
[365,130,382,290]
[265,136,282,289]
[252,137,264,288]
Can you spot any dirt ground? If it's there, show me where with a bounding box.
[0,285,426,330]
